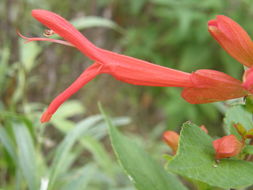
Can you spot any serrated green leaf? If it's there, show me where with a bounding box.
[100,105,187,190]
[168,123,253,188]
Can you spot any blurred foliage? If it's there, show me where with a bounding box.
[101,105,188,190]
[0,102,135,190]
[168,123,253,189]
[1,0,253,189]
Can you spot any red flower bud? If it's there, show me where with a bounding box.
[163,131,179,154]
[213,135,243,159]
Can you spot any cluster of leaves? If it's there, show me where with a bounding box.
[3,101,253,190]
[102,104,253,190]
[0,101,135,190]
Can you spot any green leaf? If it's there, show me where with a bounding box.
[50,100,85,133]
[0,46,10,93]
[244,96,253,113]
[224,105,253,136]
[48,115,102,190]
[12,68,26,104]
[52,100,85,119]
[61,164,96,190]
[71,16,124,33]
[19,40,42,72]
[0,127,17,163]
[168,122,253,188]
[81,136,115,176]
[85,116,131,140]
[100,105,187,190]
[13,124,38,190]
[243,145,253,155]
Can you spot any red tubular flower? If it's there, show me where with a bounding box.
[163,131,179,154]
[208,15,253,67]
[213,135,243,160]
[23,9,196,122]
[19,10,252,122]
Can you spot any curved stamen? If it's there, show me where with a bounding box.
[17,30,74,47]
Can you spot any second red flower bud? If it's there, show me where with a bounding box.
[213,135,243,160]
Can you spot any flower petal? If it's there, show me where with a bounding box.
[181,69,247,104]
[40,62,102,123]
[213,135,243,159]
[208,15,253,67]
[32,9,104,62]
[100,49,194,87]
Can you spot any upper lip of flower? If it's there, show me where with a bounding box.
[208,15,253,68]
[207,20,218,29]
[30,9,194,88]
[18,10,251,122]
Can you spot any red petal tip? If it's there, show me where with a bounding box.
[40,111,52,123]
[208,20,217,27]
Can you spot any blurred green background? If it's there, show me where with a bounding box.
[0,0,252,189]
